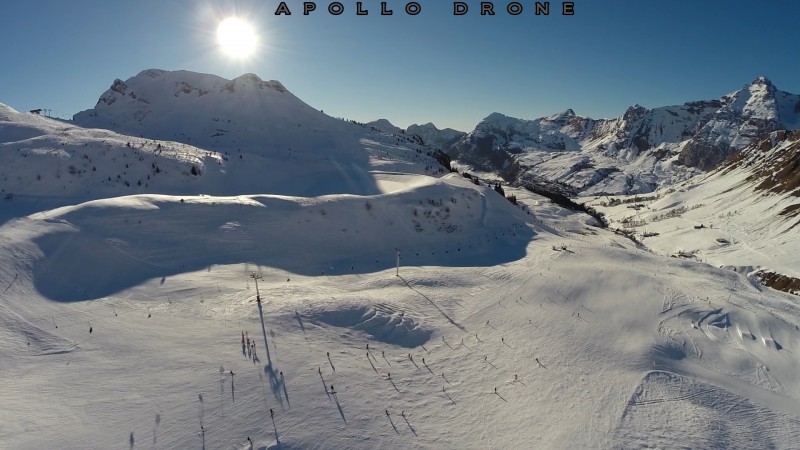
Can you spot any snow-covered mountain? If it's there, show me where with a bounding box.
[406,122,466,151]
[73,69,360,153]
[452,77,800,195]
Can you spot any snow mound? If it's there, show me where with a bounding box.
[309,305,431,348]
[615,371,800,448]
[27,175,532,301]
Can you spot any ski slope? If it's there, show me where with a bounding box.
[3,180,800,449]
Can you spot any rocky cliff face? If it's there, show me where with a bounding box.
[677,77,795,170]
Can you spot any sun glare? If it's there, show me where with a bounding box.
[217,17,257,58]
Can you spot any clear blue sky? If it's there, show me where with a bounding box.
[1,0,798,131]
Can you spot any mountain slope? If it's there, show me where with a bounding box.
[583,129,800,290]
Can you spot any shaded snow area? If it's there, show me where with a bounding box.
[3,181,800,449]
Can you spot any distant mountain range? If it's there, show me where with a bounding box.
[437,77,800,195]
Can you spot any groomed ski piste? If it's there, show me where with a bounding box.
[2,76,800,448]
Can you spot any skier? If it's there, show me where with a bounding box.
[318,366,321,374]
[247,436,252,446]
[422,358,425,365]
[330,385,335,394]
[385,409,389,416]
[366,343,369,350]
[241,331,245,344]
[494,387,498,394]
[388,373,391,379]
[270,408,274,418]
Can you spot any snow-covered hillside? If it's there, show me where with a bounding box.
[582,129,800,293]
[3,69,800,449]
[451,77,800,195]
[2,89,450,221]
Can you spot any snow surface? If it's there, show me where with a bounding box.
[3,70,800,449]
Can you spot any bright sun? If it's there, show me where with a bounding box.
[217,17,257,58]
